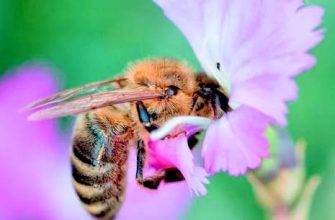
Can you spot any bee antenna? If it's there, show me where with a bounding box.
[216,62,221,71]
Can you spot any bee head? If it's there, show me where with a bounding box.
[127,58,197,125]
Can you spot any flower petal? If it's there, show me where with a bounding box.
[202,106,273,176]
[155,0,324,123]
[230,75,298,125]
[149,134,209,195]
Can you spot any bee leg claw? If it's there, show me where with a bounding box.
[164,168,184,182]
[141,177,163,190]
[137,168,185,190]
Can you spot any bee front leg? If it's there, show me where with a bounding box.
[136,101,158,132]
[135,101,186,189]
[136,139,185,190]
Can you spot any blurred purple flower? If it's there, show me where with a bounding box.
[0,64,89,219]
[0,63,190,220]
[153,0,324,177]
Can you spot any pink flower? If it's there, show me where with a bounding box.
[0,63,190,220]
[153,0,324,178]
[148,126,209,196]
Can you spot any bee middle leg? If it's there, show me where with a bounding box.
[136,139,185,190]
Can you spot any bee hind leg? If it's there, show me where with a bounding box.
[136,139,185,190]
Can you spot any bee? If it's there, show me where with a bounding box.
[25,58,230,219]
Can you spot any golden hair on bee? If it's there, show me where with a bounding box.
[126,58,197,127]
[24,58,230,219]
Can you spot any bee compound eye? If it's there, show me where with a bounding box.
[150,112,158,120]
[165,86,179,97]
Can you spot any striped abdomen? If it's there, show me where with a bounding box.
[71,108,133,219]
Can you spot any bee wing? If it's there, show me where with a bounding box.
[23,77,128,111]
[26,87,164,121]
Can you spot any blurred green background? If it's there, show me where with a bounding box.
[0,0,334,219]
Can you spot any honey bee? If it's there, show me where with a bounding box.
[25,58,230,219]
